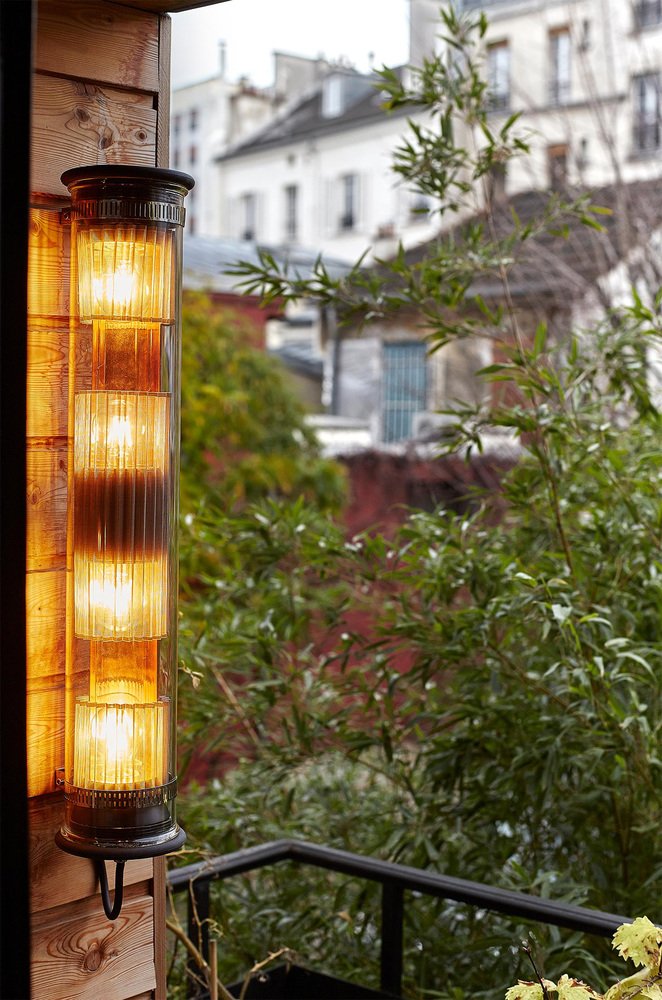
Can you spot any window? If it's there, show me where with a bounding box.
[189,145,197,165]
[188,215,196,235]
[173,148,180,169]
[633,73,661,152]
[284,185,298,241]
[487,41,510,112]
[635,0,662,28]
[189,108,199,130]
[548,144,569,189]
[340,174,358,230]
[240,192,256,241]
[382,342,428,443]
[173,115,181,137]
[549,28,571,105]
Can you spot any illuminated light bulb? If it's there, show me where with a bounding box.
[78,391,169,472]
[75,559,168,639]
[77,228,174,322]
[73,699,168,790]
[103,413,134,459]
[73,390,170,639]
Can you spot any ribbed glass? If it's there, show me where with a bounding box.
[73,391,169,639]
[90,641,158,705]
[60,166,192,854]
[76,225,174,322]
[73,698,168,789]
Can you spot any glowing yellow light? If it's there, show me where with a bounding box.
[73,391,170,639]
[73,699,168,789]
[90,642,158,706]
[92,259,143,313]
[76,228,174,322]
[75,560,168,639]
[76,391,169,472]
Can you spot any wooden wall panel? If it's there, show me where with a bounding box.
[26,683,64,798]
[26,570,66,680]
[26,445,68,571]
[26,320,69,437]
[28,2,176,995]
[32,75,156,197]
[28,208,70,317]
[156,13,171,167]
[32,892,156,999]
[30,798,153,914]
[35,0,159,92]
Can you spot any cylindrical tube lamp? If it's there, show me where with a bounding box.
[56,167,194,912]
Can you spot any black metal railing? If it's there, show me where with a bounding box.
[167,838,631,998]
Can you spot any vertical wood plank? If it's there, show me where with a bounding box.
[28,207,70,318]
[26,683,64,798]
[26,569,66,682]
[156,14,171,169]
[152,857,167,1000]
[27,320,70,438]
[26,444,68,571]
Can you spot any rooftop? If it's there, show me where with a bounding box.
[219,68,409,160]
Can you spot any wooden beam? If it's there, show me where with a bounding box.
[36,0,160,92]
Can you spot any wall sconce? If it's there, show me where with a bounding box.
[55,166,194,920]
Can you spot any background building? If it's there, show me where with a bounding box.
[461,0,662,193]
[171,0,662,449]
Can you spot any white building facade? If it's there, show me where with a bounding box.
[218,70,439,263]
[461,0,662,193]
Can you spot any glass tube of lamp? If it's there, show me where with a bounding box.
[57,166,193,861]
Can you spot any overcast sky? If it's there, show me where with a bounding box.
[171,0,411,90]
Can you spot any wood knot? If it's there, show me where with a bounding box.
[99,130,113,151]
[82,946,103,973]
[136,130,147,143]
[74,107,90,123]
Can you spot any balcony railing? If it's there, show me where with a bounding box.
[167,838,631,999]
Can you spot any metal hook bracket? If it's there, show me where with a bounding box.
[96,858,126,920]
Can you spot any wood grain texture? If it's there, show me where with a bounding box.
[27,685,64,797]
[26,569,66,682]
[26,444,68,571]
[32,891,156,999]
[156,14,171,168]
[32,74,156,197]
[35,0,159,91]
[27,320,70,437]
[30,795,153,912]
[152,857,166,1000]
[28,207,70,318]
